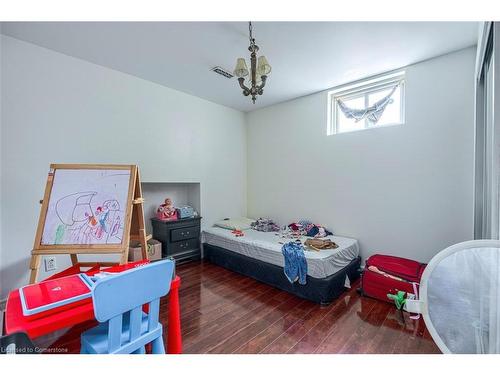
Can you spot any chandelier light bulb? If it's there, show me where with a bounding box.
[257,56,272,76]
[233,58,249,78]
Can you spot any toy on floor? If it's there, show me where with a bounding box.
[387,290,407,310]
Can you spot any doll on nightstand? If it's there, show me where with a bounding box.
[156,197,178,221]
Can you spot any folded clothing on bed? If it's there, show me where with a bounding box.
[282,241,307,285]
[304,238,338,251]
[251,218,280,232]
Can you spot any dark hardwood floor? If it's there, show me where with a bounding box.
[33,260,440,354]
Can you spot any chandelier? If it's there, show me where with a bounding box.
[233,22,272,104]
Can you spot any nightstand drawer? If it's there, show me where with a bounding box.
[171,226,199,242]
[151,217,202,262]
[170,239,199,253]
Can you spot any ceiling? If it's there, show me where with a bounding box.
[1,22,478,112]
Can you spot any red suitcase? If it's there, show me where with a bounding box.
[360,254,426,303]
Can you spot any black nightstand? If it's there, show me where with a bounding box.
[151,217,202,262]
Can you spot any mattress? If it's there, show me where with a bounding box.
[201,227,359,279]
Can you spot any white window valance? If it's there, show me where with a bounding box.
[337,83,400,124]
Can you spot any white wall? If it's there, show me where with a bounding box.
[247,47,476,264]
[0,35,247,299]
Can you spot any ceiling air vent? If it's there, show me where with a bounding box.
[210,66,234,79]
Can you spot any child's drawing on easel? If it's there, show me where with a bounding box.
[42,169,130,245]
[52,192,123,245]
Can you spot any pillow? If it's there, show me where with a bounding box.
[214,217,254,231]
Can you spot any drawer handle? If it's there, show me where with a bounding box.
[180,231,191,236]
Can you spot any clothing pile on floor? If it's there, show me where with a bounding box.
[251,217,281,232]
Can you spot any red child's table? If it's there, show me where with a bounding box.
[4,261,182,354]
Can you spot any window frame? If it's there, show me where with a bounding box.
[327,71,406,135]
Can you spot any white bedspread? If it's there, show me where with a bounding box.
[201,227,359,279]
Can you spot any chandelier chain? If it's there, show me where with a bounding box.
[249,22,254,46]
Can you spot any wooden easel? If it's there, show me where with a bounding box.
[29,164,150,283]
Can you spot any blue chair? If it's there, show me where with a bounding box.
[80,260,174,354]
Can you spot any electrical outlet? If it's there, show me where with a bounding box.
[44,257,57,272]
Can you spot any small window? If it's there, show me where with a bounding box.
[328,71,405,135]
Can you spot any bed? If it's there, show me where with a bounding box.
[201,227,361,305]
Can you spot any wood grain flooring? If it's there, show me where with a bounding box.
[33,260,440,354]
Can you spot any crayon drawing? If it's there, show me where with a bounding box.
[41,169,131,245]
